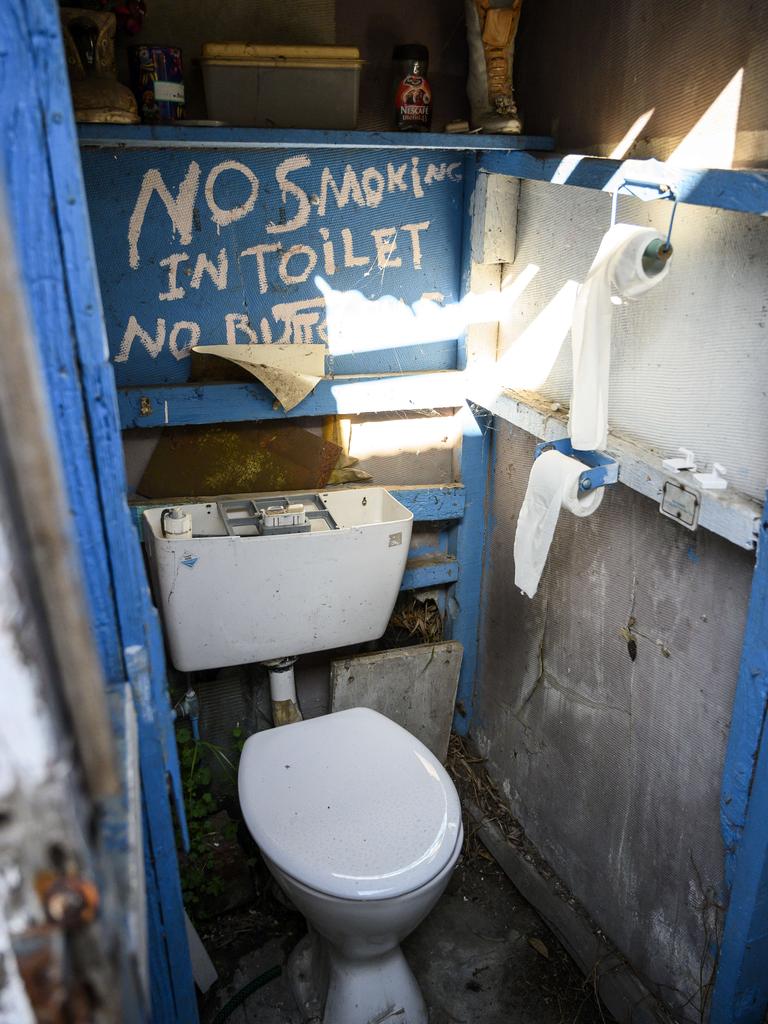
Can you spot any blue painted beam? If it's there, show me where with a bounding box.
[711,735,768,1024]
[78,123,555,153]
[447,153,494,734]
[721,497,768,876]
[0,0,123,684]
[118,372,467,429]
[130,484,466,527]
[395,486,465,523]
[448,403,492,731]
[402,553,458,590]
[711,496,768,1024]
[478,151,768,218]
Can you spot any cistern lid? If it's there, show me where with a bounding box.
[238,708,463,900]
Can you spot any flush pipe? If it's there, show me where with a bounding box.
[264,657,303,726]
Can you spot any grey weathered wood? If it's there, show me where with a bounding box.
[0,186,117,798]
[471,173,519,265]
[466,802,673,1024]
[330,642,463,762]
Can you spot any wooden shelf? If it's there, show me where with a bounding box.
[118,371,468,429]
[469,385,762,551]
[77,123,555,152]
[478,151,768,218]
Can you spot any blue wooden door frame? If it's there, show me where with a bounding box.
[0,2,196,1021]
[710,492,768,1024]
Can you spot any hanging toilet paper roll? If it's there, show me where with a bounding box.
[514,450,604,599]
[569,223,671,452]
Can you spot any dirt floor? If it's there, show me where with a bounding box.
[199,849,607,1024]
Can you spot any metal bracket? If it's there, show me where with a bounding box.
[610,177,679,261]
[534,438,619,494]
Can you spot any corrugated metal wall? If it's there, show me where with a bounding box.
[472,420,753,1019]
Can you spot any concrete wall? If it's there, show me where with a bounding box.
[473,420,753,1020]
[514,0,768,165]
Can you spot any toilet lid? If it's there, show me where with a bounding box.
[238,707,462,900]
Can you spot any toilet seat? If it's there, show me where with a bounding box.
[238,707,462,901]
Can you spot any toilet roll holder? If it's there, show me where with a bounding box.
[534,438,619,494]
[610,178,679,274]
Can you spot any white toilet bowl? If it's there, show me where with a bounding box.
[238,707,463,1024]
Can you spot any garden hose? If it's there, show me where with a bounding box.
[210,965,282,1024]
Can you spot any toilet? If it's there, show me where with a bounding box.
[238,706,463,1024]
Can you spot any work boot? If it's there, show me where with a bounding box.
[465,0,523,133]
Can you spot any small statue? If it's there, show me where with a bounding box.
[60,8,139,124]
[465,0,523,133]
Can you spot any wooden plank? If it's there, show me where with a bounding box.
[448,154,494,735]
[711,493,768,1023]
[78,123,555,152]
[118,371,467,428]
[17,0,196,1018]
[471,172,520,265]
[478,151,768,218]
[130,484,465,526]
[473,386,761,551]
[0,169,118,799]
[447,403,492,733]
[104,685,148,1010]
[402,553,458,590]
[330,642,463,762]
[389,485,465,521]
[0,0,124,683]
[127,645,197,1023]
[720,493,768,871]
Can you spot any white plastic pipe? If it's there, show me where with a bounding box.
[266,658,303,726]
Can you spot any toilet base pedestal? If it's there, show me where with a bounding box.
[287,931,326,1022]
[287,929,428,1024]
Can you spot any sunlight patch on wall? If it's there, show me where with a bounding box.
[496,279,579,391]
[609,108,656,160]
[669,68,743,168]
[347,413,461,462]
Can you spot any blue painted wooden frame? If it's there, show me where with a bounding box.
[117,372,467,429]
[710,492,768,1024]
[0,2,196,1020]
[78,123,555,152]
[445,154,493,734]
[478,151,768,218]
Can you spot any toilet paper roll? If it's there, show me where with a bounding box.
[569,223,671,452]
[513,450,604,599]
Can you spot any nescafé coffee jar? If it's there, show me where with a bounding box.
[393,44,432,131]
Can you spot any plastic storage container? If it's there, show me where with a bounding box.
[201,43,362,129]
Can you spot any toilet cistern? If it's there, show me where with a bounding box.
[142,487,414,722]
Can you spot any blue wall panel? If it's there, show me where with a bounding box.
[80,146,465,383]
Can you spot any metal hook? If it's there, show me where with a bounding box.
[609,179,678,270]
